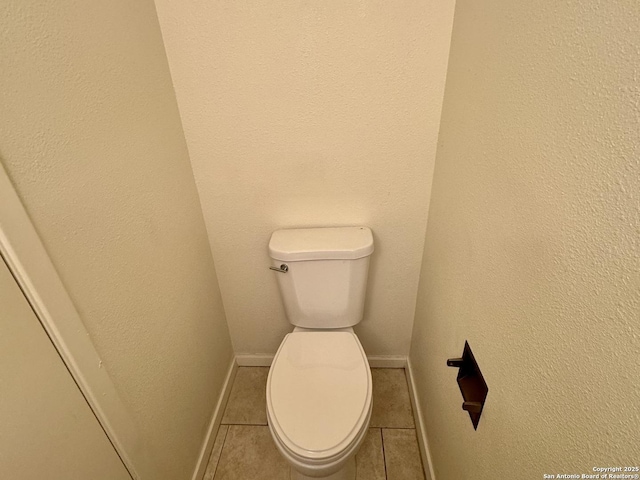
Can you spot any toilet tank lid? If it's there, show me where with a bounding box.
[269,227,374,261]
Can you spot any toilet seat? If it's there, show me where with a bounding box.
[266,331,372,463]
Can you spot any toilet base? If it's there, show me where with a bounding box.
[290,457,355,480]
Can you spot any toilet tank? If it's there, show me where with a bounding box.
[268,227,374,329]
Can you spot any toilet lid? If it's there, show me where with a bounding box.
[267,331,371,460]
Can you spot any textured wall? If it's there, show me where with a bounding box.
[154,0,456,356]
[0,259,130,480]
[410,1,640,479]
[0,2,233,479]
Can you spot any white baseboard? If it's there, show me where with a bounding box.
[191,358,238,480]
[406,357,436,480]
[235,354,274,367]
[235,354,408,369]
[367,355,407,368]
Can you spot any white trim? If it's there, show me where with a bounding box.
[367,355,407,368]
[406,357,436,480]
[0,165,146,479]
[191,358,238,480]
[235,354,408,369]
[235,354,274,367]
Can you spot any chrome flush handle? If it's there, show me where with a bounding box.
[269,264,289,273]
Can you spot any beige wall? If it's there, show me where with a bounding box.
[155,0,456,356]
[0,2,233,479]
[410,1,640,479]
[0,259,131,480]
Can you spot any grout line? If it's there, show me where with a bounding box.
[380,428,388,480]
[221,422,268,427]
[382,428,427,480]
[354,447,358,479]
[211,425,230,480]
[373,426,417,430]
[220,366,424,479]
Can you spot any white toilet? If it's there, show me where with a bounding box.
[266,226,374,480]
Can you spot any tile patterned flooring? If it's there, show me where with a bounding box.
[204,367,425,480]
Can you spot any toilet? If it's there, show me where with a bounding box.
[266,226,374,480]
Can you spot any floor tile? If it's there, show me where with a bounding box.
[203,425,228,480]
[370,369,415,428]
[213,425,289,480]
[221,367,268,425]
[355,428,385,480]
[382,429,425,480]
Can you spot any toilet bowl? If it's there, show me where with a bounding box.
[266,227,375,479]
[266,330,372,479]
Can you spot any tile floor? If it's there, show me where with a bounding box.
[204,367,425,480]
